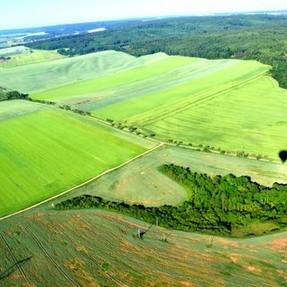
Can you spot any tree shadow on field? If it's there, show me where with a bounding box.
[0,256,32,281]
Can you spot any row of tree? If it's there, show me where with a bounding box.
[104,120,271,161]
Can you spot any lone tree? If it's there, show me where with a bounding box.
[137,224,153,240]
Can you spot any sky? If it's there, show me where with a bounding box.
[1,0,287,30]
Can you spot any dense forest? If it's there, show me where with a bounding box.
[55,164,287,237]
[27,15,287,88]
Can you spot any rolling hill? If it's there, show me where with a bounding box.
[0,50,168,92]
[27,51,287,160]
[0,47,287,286]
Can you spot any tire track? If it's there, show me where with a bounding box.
[128,71,268,126]
[76,218,129,287]
[83,252,128,287]
[52,219,128,287]
[0,233,30,284]
[24,226,80,287]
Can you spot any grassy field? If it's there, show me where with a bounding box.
[0,46,64,68]
[146,75,287,160]
[0,209,286,286]
[29,51,287,160]
[0,100,154,217]
[0,99,45,121]
[54,145,287,207]
[0,51,168,92]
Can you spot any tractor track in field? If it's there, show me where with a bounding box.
[0,233,30,284]
[128,70,268,126]
[24,226,80,287]
[52,219,129,287]
[83,252,129,287]
[0,142,164,222]
[76,217,141,286]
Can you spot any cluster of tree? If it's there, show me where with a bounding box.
[0,89,29,102]
[55,164,287,237]
[28,15,287,88]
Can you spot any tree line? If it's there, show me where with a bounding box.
[55,164,287,237]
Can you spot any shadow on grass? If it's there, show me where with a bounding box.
[279,150,287,163]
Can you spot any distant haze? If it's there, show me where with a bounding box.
[1,0,287,30]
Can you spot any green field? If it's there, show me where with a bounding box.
[28,51,287,160]
[0,46,64,68]
[0,50,168,92]
[0,208,286,286]
[0,100,154,217]
[57,145,287,207]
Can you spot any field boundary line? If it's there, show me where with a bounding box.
[0,142,164,222]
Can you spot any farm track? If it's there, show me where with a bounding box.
[0,142,164,222]
[0,233,30,284]
[24,226,80,287]
[128,71,267,126]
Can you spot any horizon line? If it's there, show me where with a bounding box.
[1,9,287,32]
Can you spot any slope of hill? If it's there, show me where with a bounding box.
[30,51,287,160]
